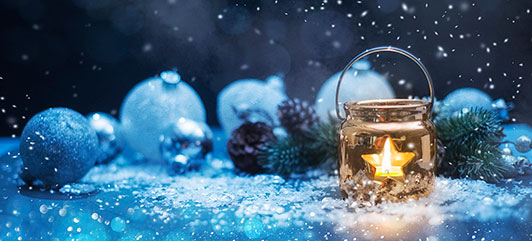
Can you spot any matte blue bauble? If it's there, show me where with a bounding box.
[441,88,493,113]
[217,75,287,137]
[120,70,206,162]
[314,60,395,120]
[20,108,99,188]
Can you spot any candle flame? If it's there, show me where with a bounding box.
[382,138,392,174]
[361,137,415,183]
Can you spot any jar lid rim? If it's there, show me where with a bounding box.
[344,99,430,110]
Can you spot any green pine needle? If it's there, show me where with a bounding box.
[307,118,339,164]
[258,137,319,176]
[436,107,505,146]
[436,107,511,183]
[444,140,511,183]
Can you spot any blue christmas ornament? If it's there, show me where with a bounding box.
[437,88,513,120]
[19,108,99,188]
[441,88,493,114]
[87,112,124,165]
[314,59,395,120]
[160,118,213,175]
[120,70,206,162]
[217,75,287,137]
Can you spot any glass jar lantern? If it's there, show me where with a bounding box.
[336,47,437,205]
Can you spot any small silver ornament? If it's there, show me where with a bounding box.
[87,112,124,165]
[515,135,532,153]
[503,155,531,176]
[501,155,519,177]
[501,146,514,156]
[516,156,530,167]
[159,118,213,175]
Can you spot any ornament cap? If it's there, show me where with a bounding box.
[160,70,181,85]
[266,75,285,92]
[352,59,371,71]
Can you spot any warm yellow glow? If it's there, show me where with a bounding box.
[361,137,415,183]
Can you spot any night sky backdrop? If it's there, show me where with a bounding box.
[0,0,531,136]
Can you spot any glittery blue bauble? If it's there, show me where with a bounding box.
[20,108,99,188]
[120,70,206,162]
[441,88,493,113]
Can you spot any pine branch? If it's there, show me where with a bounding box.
[257,137,318,176]
[436,107,511,183]
[443,140,511,183]
[436,108,505,147]
[307,118,339,164]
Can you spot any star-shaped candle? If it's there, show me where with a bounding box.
[361,137,415,183]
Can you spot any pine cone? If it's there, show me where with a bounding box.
[227,122,276,174]
[277,98,320,135]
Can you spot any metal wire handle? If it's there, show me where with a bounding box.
[335,46,434,120]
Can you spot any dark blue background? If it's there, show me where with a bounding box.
[0,0,531,136]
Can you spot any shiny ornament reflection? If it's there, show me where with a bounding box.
[515,135,532,153]
[160,118,213,175]
[87,112,124,165]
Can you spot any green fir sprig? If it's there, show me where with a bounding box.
[258,136,319,176]
[307,117,339,165]
[436,108,505,146]
[444,139,511,183]
[436,107,511,183]
[257,116,340,176]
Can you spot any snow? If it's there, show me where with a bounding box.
[59,183,96,195]
[82,160,532,228]
[1,124,532,241]
[48,157,530,240]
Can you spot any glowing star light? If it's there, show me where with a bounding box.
[361,137,415,183]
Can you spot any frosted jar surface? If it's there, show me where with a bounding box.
[338,118,436,203]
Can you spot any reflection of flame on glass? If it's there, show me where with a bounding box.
[352,213,424,240]
[361,137,415,183]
